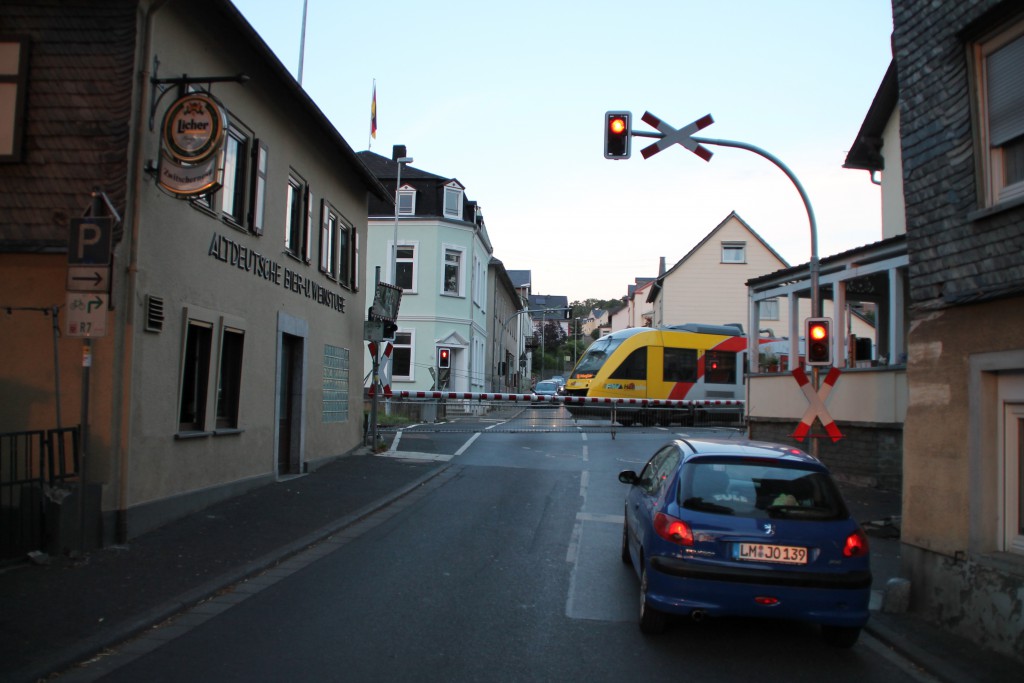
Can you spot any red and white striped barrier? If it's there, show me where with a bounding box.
[395,391,743,408]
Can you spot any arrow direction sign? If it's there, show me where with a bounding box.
[66,266,110,292]
[66,292,108,337]
[640,112,714,160]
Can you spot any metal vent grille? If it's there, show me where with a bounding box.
[145,295,165,333]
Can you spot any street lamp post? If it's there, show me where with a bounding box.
[572,317,580,368]
[391,155,413,284]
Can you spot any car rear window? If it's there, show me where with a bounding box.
[679,461,847,520]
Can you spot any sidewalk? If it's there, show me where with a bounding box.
[838,479,1023,682]
[1,451,1021,683]
[0,450,445,683]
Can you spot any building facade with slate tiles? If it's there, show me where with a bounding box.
[893,0,1024,661]
[0,0,389,547]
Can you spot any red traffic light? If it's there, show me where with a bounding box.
[438,347,451,369]
[805,317,832,366]
[604,110,631,159]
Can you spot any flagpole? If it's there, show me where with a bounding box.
[297,0,308,85]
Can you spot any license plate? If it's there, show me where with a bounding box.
[736,542,808,565]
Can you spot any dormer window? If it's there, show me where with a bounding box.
[443,181,464,220]
[397,184,416,216]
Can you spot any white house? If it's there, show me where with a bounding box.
[647,212,788,333]
[359,148,494,394]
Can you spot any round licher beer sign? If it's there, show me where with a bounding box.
[162,93,226,163]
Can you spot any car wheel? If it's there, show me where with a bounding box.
[821,625,861,648]
[639,562,668,634]
[620,518,631,564]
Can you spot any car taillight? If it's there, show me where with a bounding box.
[654,512,693,546]
[843,528,869,557]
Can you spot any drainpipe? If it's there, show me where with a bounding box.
[112,0,171,544]
[658,256,666,326]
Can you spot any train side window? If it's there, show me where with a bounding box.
[664,347,698,383]
[705,350,737,384]
[610,347,647,380]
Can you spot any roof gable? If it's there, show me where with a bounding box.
[647,212,789,303]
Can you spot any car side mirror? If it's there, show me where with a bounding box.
[618,470,639,485]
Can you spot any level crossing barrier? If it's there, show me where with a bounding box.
[369,391,745,436]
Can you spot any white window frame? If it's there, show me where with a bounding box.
[759,298,780,321]
[391,330,414,381]
[397,184,416,216]
[722,241,746,264]
[442,244,465,296]
[285,172,312,262]
[178,305,247,435]
[319,200,337,278]
[319,200,356,290]
[443,182,464,220]
[1000,373,1024,555]
[392,241,418,293]
[973,19,1024,207]
[220,125,250,226]
[473,253,485,307]
[185,102,265,236]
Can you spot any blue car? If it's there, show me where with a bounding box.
[618,438,871,647]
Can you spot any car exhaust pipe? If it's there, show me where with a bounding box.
[690,609,707,623]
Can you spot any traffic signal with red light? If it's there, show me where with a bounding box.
[805,318,832,366]
[604,111,631,159]
[438,347,451,369]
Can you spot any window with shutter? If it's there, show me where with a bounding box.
[974,20,1024,206]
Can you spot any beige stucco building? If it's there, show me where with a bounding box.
[0,0,389,551]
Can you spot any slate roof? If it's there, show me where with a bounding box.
[358,150,481,225]
[528,294,569,320]
[843,60,898,173]
[507,269,532,289]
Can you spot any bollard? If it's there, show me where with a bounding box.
[882,577,911,614]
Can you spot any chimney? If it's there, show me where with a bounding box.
[659,256,666,276]
[392,145,407,161]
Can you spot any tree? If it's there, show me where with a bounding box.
[570,298,620,320]
[542,319,566,347]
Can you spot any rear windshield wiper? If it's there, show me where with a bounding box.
[766,504,836,519]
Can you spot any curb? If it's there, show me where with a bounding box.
[11,462,451,683]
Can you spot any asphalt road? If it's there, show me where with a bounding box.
[68,415,932,682]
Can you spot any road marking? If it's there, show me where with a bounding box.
[454,432,481,456]
[377,451,452,462]
[576,512,623,524]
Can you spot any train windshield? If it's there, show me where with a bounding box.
[570,336,627,379]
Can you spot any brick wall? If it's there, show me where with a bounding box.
[749,418,902,491]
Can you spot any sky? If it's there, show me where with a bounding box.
[231,0,895,303]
